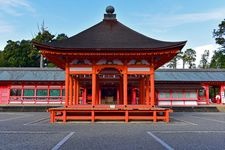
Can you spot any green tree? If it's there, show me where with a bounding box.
[55,33,68,41]
[213,19,225,50]
[211,19,225,68]
[182,48,196,69]
[199,50,209,69]
[2,40,38,67]
[32,23,55,68]
[0,21,68,67]
[0,51,5,67]
[210,50,225,68]
[167,52,182,69]
[32,22,55,43]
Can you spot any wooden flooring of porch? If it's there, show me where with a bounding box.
[48,105,172,123]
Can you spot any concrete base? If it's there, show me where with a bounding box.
[165,105,225,112]
[0,104,224,112]
[0,104,62,112]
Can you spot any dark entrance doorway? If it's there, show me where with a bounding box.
[101,87,117,104]
[209,86,221,104]
[98,68,121,104]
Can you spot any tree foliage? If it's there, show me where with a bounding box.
[166,49,197,69]
[182,48,196,69]
[0,23,68,67]
[210,19,225,68]
[0,51,5,67]
[167,52,182,69]
[210,50,225,68]
[32,24,55,68]
[213,19,225,50]
[199,50,209,69]
[55,33,68,41]
[1,40,38,67]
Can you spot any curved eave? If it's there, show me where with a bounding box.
[33,41,187,52]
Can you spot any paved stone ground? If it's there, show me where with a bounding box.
[0,112,224,150]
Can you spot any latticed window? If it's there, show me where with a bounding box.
[36,89,48,100]
[10,89,22,96]
[50,89,60,96]
[172,91,183,98]
[24,89,34,96]
[186,91,197,99]
[36,89,48,96]
[159,91,170,98]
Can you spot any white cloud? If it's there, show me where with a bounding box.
[194,44,219,65]
[0,0,35,31]
[0,20,14,33]
[175,44,219,68]
[0,0,35,49]
[136,8,225,28]
[0,0,35,16]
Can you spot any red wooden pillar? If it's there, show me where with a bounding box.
[63,110,66,123]
[117,88,120,104]
[150,67,155,107]
[205,85,209,104]
[99,88,101,104]
[92,66,96,106]
[65,62,69,107]
[139,78,145,104]
[96,76,99,105]
[76,80,80,104]
[142,78,146,104]
[69,75,73,106]
[221,85,225,104]
[73,78,77,105]
[125,110,129,122]
[82,88,87,104]
[132,88,136,104]
[50,111,55,123]
[139,78,142,104]
[119,77,123,104]
[123,67,128,106]
[219,85,224,104]
[91,110,95,122]
[146,77,150,105]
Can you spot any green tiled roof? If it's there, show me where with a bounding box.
[155,69,225,82]
[0,68,225,82]
[0,68,64,81]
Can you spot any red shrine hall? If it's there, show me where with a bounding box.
[33,6,186,123]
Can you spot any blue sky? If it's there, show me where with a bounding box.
[0,0,225,66]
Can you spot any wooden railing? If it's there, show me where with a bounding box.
[9,96,64,104]
[48,105,172,123]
